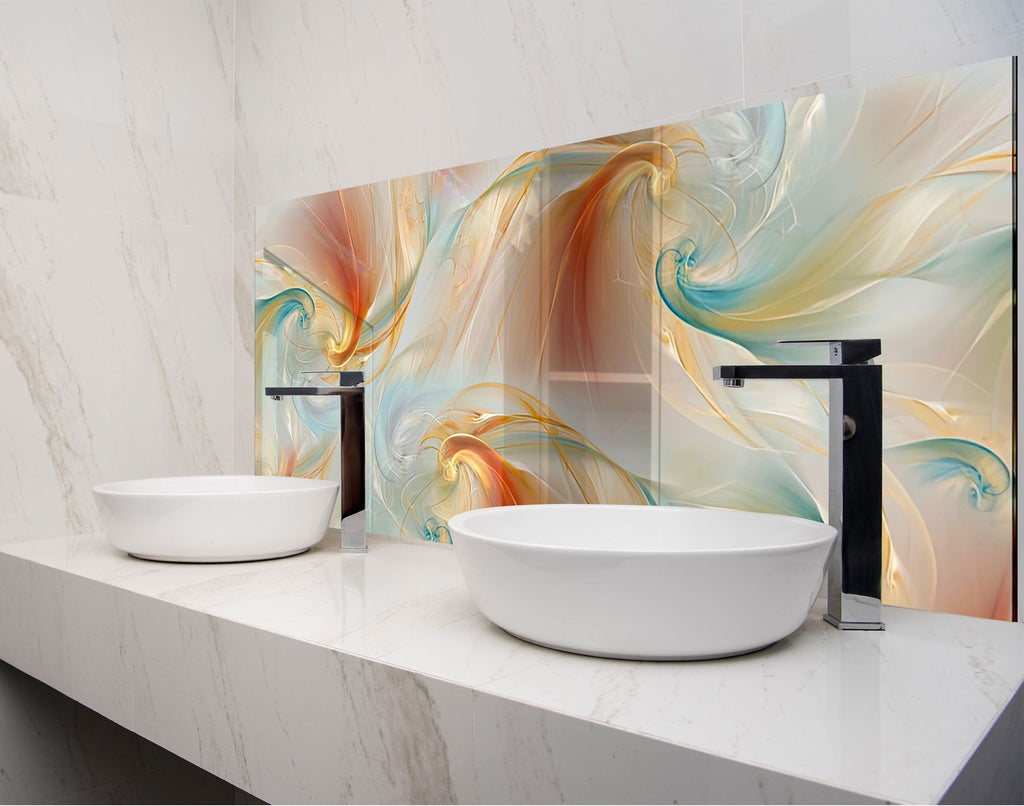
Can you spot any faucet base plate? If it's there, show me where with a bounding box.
[824,613,886,631]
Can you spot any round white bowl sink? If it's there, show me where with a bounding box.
[93,475,339,563]
[447,504,837,661]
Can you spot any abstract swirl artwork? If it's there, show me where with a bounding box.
[255,59,1015,620]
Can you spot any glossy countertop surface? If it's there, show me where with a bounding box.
[2,530,1023,803]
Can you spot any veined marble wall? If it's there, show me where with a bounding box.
[0,0,235,542]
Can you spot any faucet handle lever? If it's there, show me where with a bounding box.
[777,339,881,365]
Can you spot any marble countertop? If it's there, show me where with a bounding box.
[1,531,1022,804]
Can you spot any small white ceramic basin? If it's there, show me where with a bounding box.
[93,475,339,562]
[448,504,837,660]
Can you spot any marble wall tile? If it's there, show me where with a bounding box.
[741,0,1024,99]
[0,0,236,545]
[233,0,744,226]
[416,0,743,170]
[0,193,233,540]
[743,34,1024,115]
[233,0,430,229]
[0,0,234,229]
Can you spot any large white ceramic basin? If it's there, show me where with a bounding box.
[93,475,339,562]
[448,504,837,660]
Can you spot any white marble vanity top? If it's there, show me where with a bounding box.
[0,531,1022,804]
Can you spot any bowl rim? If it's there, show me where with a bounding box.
[447,503,837,556]
[93,475,340,497]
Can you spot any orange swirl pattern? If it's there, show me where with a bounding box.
[401,384,652,541]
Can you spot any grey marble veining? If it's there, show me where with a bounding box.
[0,194,233,540]
[0,0,234,228]
[232,0,746,224]
[0,0,236,539]
[0,200,96,536]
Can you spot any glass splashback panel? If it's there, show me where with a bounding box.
[255,59,1015,620]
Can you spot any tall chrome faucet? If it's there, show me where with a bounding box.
[265,370,367,553]
[714,339,884,630]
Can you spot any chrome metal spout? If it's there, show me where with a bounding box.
[713,339,884,630]
[265,370,367,553]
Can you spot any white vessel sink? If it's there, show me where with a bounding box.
[448,504,837,660]
[93,475,338,562]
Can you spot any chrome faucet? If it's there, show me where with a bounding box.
[714,339,884,630]
[265,370,367,553]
